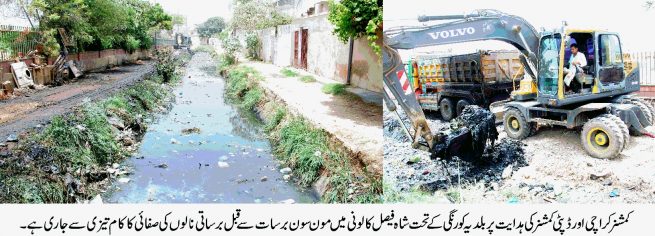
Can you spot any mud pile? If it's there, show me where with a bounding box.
[384,105,528,192]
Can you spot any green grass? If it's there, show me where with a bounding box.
[223,65,382,203]
[383,182,438,203]
[299,75,316,83]
[276,118,325,186]
[265,106,287,132]
[321,83,347,95]
[280,68,299,77]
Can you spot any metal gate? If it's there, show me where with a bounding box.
[630,51,655,85]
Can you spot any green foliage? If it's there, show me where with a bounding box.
[245,33,260,59]
[0,176,66,203]
[280,68,298,77]
[265,106,287,132]
[218,31,242,70]
[327,0,382,54]
[241,88,263,110]
[299,75,316,83]
[171,14,186,26]
[153,48,180,83]
[30,0,173,52]
[231,0,292,31]
[321,83,347,95]
[197,17,226,38]
[276,118,325,186]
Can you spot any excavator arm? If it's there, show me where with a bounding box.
[386,9,540,78]
[383,9,542,159]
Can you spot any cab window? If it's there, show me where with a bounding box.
[598,34,622,66]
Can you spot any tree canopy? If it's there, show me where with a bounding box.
[197,17,226,38]
[30,0,173,54]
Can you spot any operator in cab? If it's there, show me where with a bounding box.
[564,43,587,91]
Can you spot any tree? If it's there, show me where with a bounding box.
[197,17,226,38]
[171,14,186,26]
[30,0,173,53]
[230,0,291,31]
[327,0,382,54]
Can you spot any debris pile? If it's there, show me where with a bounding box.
[384,105,528,192]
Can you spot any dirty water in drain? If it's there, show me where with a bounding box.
[105,53,318,203]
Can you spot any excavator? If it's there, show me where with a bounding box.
[384,9,654,160]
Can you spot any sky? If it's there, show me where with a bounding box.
[384,0,655,59]
[151,0,233,28]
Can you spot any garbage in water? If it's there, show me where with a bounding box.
[181,127,201,135]
[217,161,229,168]
[6,134,18,142]
[104,53,317,203]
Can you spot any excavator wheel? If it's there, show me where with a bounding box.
[630,98,655,124]
[581,116,625,159]
[623,98,653,136]
[598,114,630,150]
[456,99,472,117]
[440,97,455,121]
[503,107,533,140]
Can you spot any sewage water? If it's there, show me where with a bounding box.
[105,53,318,203]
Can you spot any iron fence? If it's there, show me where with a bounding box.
[0,25,41,61]
[629,51,655,85]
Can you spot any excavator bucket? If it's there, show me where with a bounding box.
[430,106,499,162]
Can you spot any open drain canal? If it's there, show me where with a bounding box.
[105,52,318,203]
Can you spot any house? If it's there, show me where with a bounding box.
[259,0,382,93]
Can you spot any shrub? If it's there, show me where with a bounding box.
[321,83,347,95]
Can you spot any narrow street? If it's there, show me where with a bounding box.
[105,53,318,203]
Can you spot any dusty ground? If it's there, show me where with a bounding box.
[0,62,154,140]
[384,103,655,203]
[241,61,383,176]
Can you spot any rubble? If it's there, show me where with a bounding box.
[280,167,292,174]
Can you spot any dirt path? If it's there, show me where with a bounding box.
[0,62,154,140]
[242,62,383,176]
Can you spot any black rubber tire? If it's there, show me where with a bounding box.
[456,99,471,117]
[440,97,455,121]
[503,107,532,140]
[625,99,652,136]
[581,116,624,159]
[632,98,655,125]
[599,114,629,150]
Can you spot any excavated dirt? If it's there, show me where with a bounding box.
[385,101,655,203]
[384,105,527,193]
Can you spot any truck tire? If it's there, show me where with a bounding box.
[503,107,533,140]
[440,98,455,121]
[581,116,624,159]
[456,99,471,117]
[598,114,630,150]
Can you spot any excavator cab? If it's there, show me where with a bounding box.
[533,29,640,107]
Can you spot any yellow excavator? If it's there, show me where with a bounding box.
[384,9,654,160]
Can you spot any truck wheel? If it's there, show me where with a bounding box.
[440,98,455,121]
[598,114,630,150]
[503,108,532,140]
[581,116,624,159]
[456,99,471,117]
